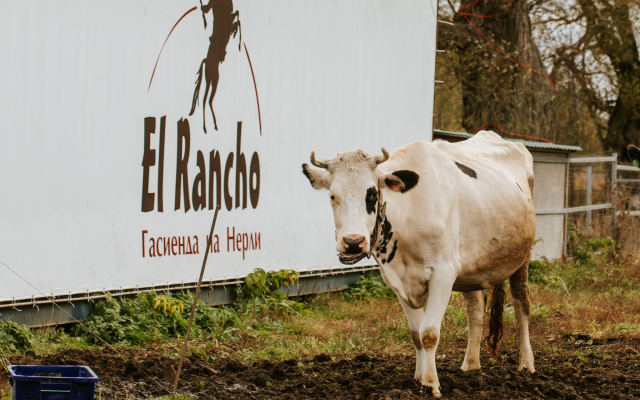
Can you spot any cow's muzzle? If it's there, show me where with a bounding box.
[341,235,367,255]
[337,191,386,265]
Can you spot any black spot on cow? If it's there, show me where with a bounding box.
[387,240,398,263]
[378,217,393,255]
[301,164,315,187]
[385,170,420,193]
[454,161,477,179]
[365,187,378,214]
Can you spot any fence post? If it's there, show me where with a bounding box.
[586,166,592,235]
[563,159,570,258]
[611,153,617,238]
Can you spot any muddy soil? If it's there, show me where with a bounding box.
[2,337,639,399]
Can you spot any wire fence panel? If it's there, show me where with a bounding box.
[618,169,640,212]
[566,209,613,239]
[568,163,613,208]
[544,154,640,259]
[616,165,640,258]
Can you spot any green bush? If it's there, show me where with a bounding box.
[74,269,305,345]
[235,290,307,315]
[528,258,567,290]
[342,271,395,302]
[528,258,551,284]
[0,321,35,352]
[528,224,627,294]
[567,221,615,266]
[72,291,239,345]
[239,268,299,300]
[234,268,306,315]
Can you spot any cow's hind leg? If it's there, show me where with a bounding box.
[509,260,535,372]
[461,291,484,371]
[397,294,427,382]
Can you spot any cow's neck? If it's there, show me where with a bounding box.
[373,187,436,309]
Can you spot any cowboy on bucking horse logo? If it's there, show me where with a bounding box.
[189,0,242,133]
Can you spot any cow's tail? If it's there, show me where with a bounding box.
[189,59,205,116]
[486,281,506,359]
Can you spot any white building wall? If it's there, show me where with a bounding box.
[531,152,568,261]
[0,0,439,303]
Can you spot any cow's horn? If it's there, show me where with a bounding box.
[310,151,328,169]
[374,148,389,165]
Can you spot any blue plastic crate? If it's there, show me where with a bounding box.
[8,365,99,400]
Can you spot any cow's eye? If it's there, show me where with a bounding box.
[330,195,335,201]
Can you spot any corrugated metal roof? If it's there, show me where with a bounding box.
[433,129,582,153]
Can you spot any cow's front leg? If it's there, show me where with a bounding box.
[418,269,455,398]
[397,293,427,381]
[461,290,484,371]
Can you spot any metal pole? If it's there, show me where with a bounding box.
[172,205,221,395]
[563,158,570,258]
[611,153,617,238]
[431,0,442,140]
[586,166,592,235]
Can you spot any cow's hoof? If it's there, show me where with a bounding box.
[460,360,481,371]
[417,384,441,398]
[518,364,535,373]
[418,379,441,398]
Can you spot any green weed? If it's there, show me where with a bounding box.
[0,321,34,351]
[341,271,395,301]
[71,290,243,345]
[567,221,616,266]
[239,268,299,300]
[530,303,550,323]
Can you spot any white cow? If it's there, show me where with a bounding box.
[302,131,537,397]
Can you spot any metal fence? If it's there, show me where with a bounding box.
[616,161,640,257]
[565,154,640,257]
[566,155,615,238]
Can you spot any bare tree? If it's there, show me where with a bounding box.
[549,0,640,157]
[438,0,557,141]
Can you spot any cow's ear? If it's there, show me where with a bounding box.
[302,163,330,190]
[380,170,420,193]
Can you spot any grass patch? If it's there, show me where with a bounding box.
[2,256,639,363]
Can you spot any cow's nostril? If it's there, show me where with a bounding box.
[342,236,366,254]
[344,236,365,246]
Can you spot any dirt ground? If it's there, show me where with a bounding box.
[2,335,639,399]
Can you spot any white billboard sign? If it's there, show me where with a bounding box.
[0,0,438,302]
